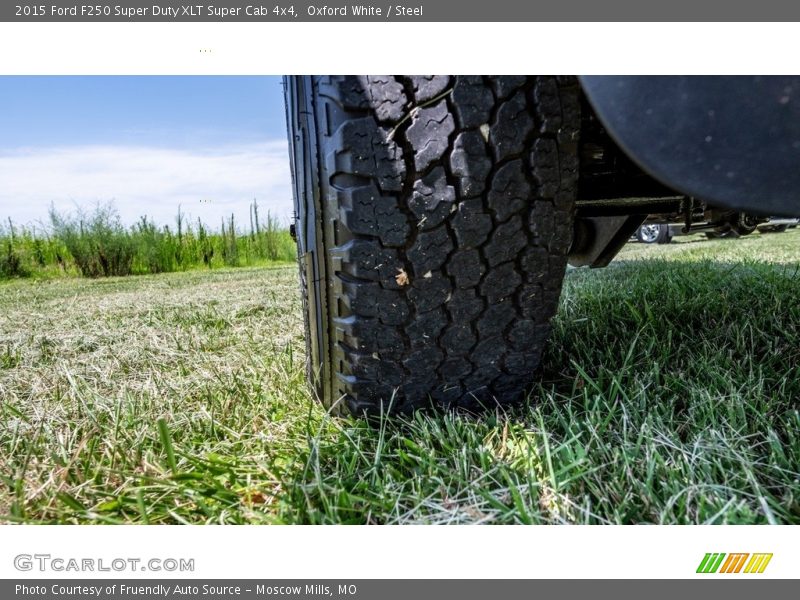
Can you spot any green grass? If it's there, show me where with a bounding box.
[1,230,799,524]
[0,202,296,281]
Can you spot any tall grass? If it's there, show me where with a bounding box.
[0,218,68,279]
[0,218,27,278]
[50,205,137,277]
[0,201,295,280]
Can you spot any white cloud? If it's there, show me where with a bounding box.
[0,141,293,230]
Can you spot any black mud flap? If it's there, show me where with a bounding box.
[581,76,800,217]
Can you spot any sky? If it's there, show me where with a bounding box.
[0,76,293,229]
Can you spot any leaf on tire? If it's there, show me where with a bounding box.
[396,268,410,287]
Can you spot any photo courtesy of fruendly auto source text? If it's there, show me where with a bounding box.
[0,1,798,595]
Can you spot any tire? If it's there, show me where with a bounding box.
[636,224,672,244]
[285,76,580,416]
[732,212,758,236]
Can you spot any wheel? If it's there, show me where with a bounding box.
[732,212,758,235]
[285,76,580,416]
[636,224,672,244]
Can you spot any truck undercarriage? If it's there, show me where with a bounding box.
[570,87,778,267]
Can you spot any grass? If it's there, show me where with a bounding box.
[0,229,799,524]
[0,201,296,280]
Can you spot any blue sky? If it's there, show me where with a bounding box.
[0,76,292,228]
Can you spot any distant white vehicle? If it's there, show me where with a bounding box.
[635,217,799,244]
[757,218,800,234]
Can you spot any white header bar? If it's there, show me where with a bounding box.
[1,23,800,75]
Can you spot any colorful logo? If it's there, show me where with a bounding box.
[696,553,773,574]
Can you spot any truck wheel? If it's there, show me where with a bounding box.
[636,223,672,244]
[285,76,580,416]
[732,212,759,236]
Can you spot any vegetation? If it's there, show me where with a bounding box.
[0,201,295,280]
[1,230,799,524]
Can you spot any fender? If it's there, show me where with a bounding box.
[580,76,800,217]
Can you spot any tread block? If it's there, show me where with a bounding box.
[484,215,527,268]
[408,226,454,275]
[476,301,516,337]
[339,185,410,248]
[447,249,484,289]
[452,198,493,248]
[489,90,534,162]
[331,117,406,192]
[491,375,527,404]
[440,323,477,355]
[408,75,451,103]
[529,138,559,199]
[332,239,400,281]
[408,272,452,313]
[406,100,456,172]
[430,384,464,408]
[334,316,405,359]
[531,77,562,134]
[439,356,473,382]
[472,336,506,368]
[340,279,410,326]
[452,76,494,128]
[449,131,492,197]
[446,288,485,323]
[480,262,522,303]
[508,319,536,351]
[408,167,456,230]
[348,351,406,386]
[529,201,556,248]
[439,356,473,380]
[490,76,528,100]
[520,246,551,283]
[487,159,530,222]
[403,346,444,374]
[517,283,544,319]
[463,365,502,396]
[505,351,540,376]
[322,76,408,123]
[406,307,448,348]
[340,375,398,411]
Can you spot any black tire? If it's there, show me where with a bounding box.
[285,76,580,416]
[636,224,672,244]
[732,212,758,236]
